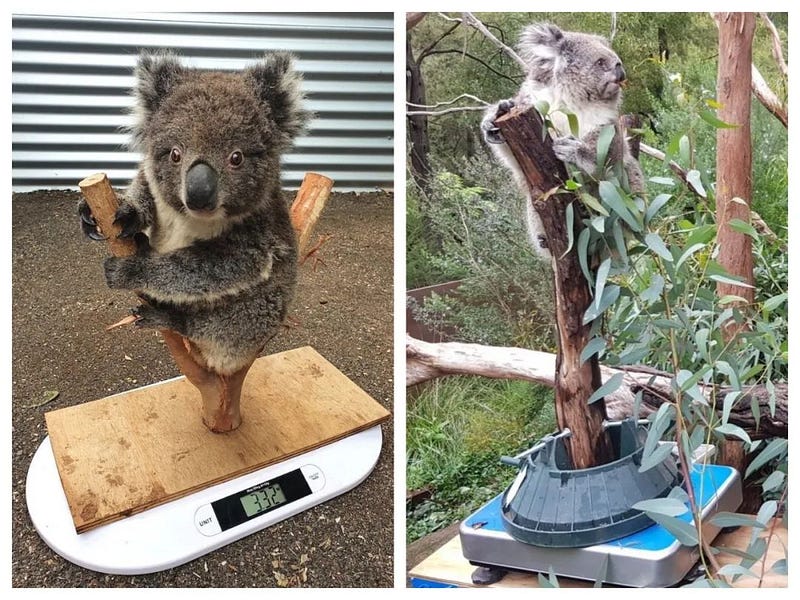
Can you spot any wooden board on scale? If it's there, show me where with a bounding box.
[45,346,391,534]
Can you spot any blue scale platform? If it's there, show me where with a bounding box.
[458,464,742,587]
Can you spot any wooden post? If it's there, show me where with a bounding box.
[79,172,334,432]
[495,107,614,469]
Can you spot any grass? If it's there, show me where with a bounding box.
[406,376,556,543]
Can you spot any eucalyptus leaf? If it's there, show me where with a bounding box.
[762,471,785,493]
[583,285,620,324]
[645,193,671,224]
[644,232,673,261]
[727,218,758,238]
[675,243,706,270]
[686,170,706,198]
[721,391,741,426]
[763,292,787,312]
[642,512,698,546]
[770,559,788,575]
[595,257,611,309]
[639,443,674,473]
[714,423,751,445]
[563,201,575,256]
[596,124,615,170]
[598,181,642,231]
[716,565,759,580]
[577,227,593,286]
[586,372,624,405]
[756,500,777,526]
[698,109,739,129]
[580,192,610,216]
[632,497,688,517]
[580,337,607,365]
[649,176,675,186]
[640,274,664,304]
[708,512,761,528]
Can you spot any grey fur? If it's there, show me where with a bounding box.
[86,52,310,375]
[482,23,643,259]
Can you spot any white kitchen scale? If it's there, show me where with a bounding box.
[26,424,383,575]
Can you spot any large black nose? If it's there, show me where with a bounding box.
[185,162,218,211]
[615,63,626,83]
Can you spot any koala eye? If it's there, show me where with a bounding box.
[228,150,244,168]
[595,58,606,68]
[170,147,182,163]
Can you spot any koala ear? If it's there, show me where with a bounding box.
[244,52,311,149]
[129,52,186,149]
[518,23,566,85]
[134,52,186,117]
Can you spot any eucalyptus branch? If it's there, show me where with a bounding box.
[436,12,527,72]
[406,105,489,117]
[758,13,787,80]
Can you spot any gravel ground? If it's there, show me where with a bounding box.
[11,189,394,588]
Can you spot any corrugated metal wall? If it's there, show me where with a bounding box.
[11,12,394,192]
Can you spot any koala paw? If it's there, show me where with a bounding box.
[113,203,145,239]
[131,304,178,331]
[104,256,144,290]
[77,199,106,241]
[482,99,516,145]
[551,135,583,164]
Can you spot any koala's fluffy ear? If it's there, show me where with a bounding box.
[245,52,311,150]
[129,52,186,148]
[518,23,566,85]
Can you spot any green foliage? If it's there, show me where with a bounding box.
[407,157,555,349]
[566,113,787,585]
[406,377,555,542]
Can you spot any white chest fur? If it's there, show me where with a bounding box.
[520,80,618,136]
[148,199,230,254]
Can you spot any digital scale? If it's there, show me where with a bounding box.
[459,462,742,587]
[26,424,383,575]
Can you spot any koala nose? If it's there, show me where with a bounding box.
[615,63,626,83]
[185,162,218,211]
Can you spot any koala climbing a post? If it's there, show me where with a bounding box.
[481,23,643,259]
[79,52,310,376]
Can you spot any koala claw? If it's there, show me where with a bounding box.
[131,304,171,330]
[78,199,106,241]
[482,99,517,145]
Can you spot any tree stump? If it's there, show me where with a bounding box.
[79,172,333,432]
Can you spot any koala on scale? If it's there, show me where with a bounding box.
[482,23,643,259]
[79,52,310,375]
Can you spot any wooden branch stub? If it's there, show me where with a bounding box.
[290,172,333,256]
[494,106,614,468]
[79,173,137,257]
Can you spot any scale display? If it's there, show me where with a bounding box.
[209,468,312,532]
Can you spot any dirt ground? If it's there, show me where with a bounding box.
[11,189,394,588]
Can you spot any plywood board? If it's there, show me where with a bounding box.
[45,346,390,533]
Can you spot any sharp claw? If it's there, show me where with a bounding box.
[80,212,96,226]
[87,230,107,241]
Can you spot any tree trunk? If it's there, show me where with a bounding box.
[494,107,614,468]
[715,13,756,337]
[406,41,432,193]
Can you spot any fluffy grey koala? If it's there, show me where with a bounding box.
[79,52,310,375]
[482,23,643,258]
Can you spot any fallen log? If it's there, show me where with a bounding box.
[406,335,787,439]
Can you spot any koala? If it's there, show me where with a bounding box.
[481,23,643,259]
[79,52,310,375]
